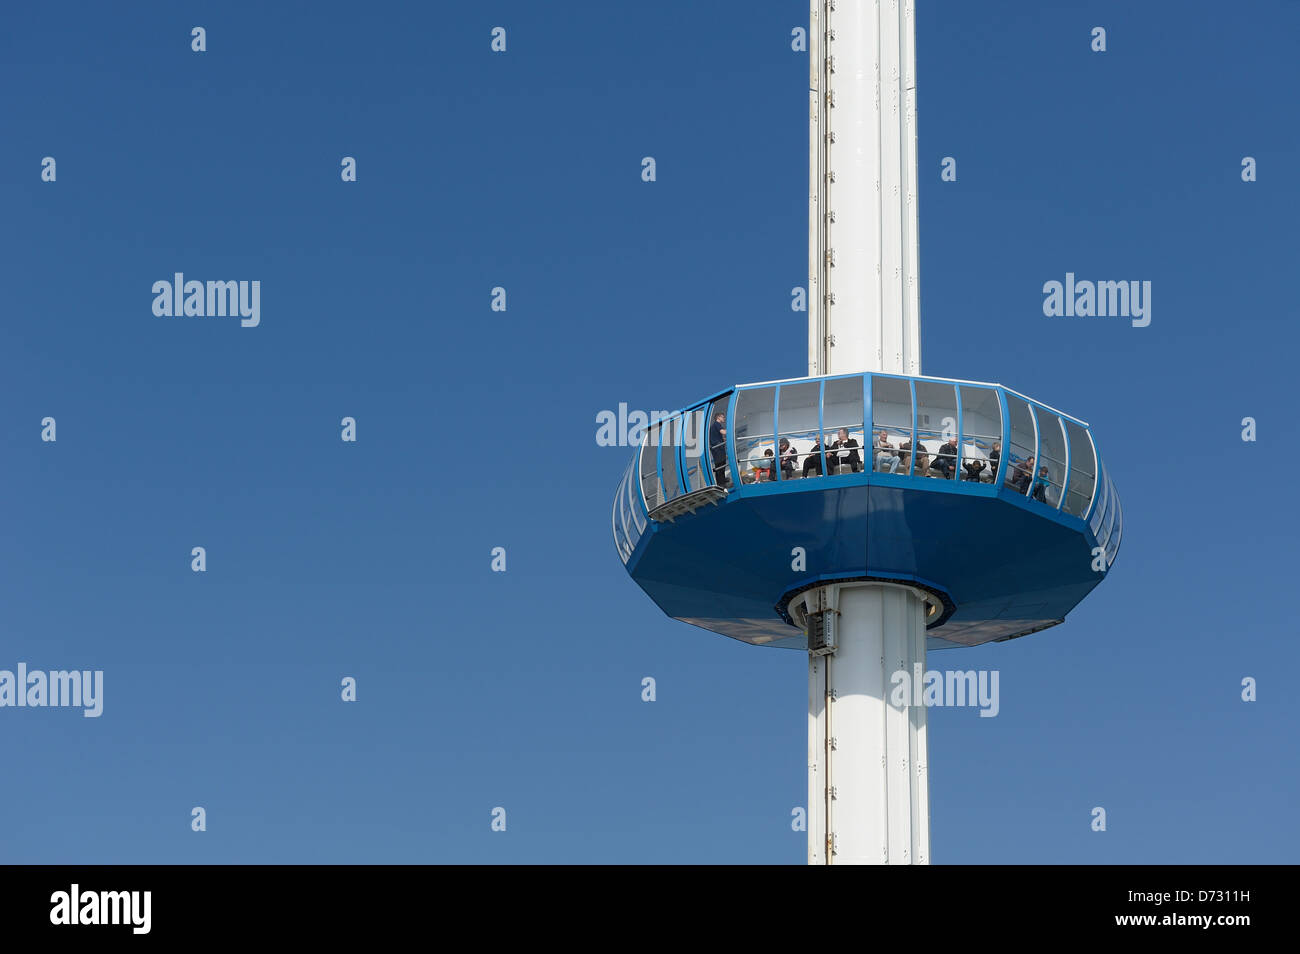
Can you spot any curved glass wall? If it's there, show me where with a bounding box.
[1106,484,1123,566]
[626,456,646,536]
[1097,461,1117,549]
[871,376,913,475]
[1089,467,1109,537]
[618,373,1120,568]
[1092,460,1122,566]
[1031,405,1067,509]
[778,379,821,480]
[613,461,630,561]
[705,397,731,489]
[682,407,708,493]
[958,385,1001,483]
[660,415,682,502]
[639,422,663,511]
[1063,420,1096,517]
[613,458,650,563]
[734,387,777,484]
[824,376,865,476]
[1004,396,1037,495]
[915,380,958,480]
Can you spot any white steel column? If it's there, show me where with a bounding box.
[805,0,929,867]
[804,582,930,864]
[809,0,921,377]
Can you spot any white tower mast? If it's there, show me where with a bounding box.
[804,0,929,864]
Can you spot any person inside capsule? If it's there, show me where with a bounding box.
[830,427,862,474]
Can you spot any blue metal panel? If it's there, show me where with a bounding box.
[626,477,1103,649]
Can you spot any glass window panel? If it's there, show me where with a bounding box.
[611,467,631,564]
[914,380,958,480]
[1029,408,1067,508]
[957,385,1001,483]
[871,376,913,474]
[734,387,776,485]
[1063,421,1096,517]
[779,380,821,481]
[617,479,631,556]
[705,398,731,489]
[640,424,663,511]
[626,462,646,535]
[1107,492,1123,565]
[1004,395,1036,495]
[1090,468,1109,535]
[1098,478,1116,549]
[682,407,708,492]
[612,482,624,559]
[660,415,682,502]
[824,376,865,476]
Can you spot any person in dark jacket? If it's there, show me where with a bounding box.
[1010,455,1035,493]
[1031,465,1051,502]
[778,438,797,479]
[829,428,862,473]
[933,436,959,479]
[803,439,824,477]
[708,410,728,486]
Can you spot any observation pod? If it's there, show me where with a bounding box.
[612,372,1122,651]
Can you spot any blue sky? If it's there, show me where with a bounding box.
[1,0,1296,863]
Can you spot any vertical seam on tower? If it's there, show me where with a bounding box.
[898,0,909,375]
[875,0,885,371]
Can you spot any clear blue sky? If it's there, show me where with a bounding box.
[1,0,1295,863]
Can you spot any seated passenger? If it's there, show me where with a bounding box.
[1031,465,1051,503]
[932,436,958,479]
[874,430,901,474]
[759,448,776,481]
[979,442,1000,482]
[830,428,863,473]
[803,439,824,477]
[899,439,928,475]
[962,457,986,481]
[778,438,798,479]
